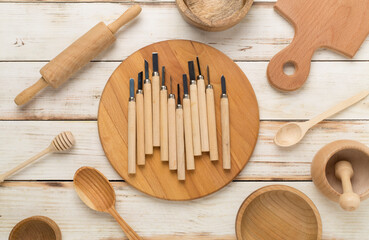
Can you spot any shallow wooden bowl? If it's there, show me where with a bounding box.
[311,140,369,203]
[176,0,253,31]
[9,216,62,240]
[235,185,322,240]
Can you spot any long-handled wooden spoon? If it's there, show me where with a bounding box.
[274,90,369,147]
[73,167,142,240]
[0,131,75,183]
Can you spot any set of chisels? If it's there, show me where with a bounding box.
[127,54,231,180]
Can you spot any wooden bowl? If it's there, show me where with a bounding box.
[235,185,322,240]
[311,140,369,203]
[176,0,253,31]
[9,216,62,240]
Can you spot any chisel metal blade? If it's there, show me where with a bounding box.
[188,61,196,81]
[144,60,149,80]
[162,66,165,86]
[183,74,188,95]
[153,53,158,73]
[130,78,135,99]
[138,71,143,90]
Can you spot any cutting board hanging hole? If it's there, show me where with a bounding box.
[283,61,296,76]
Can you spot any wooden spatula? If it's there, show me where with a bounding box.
[267,0,369,91]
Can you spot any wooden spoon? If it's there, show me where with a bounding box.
[0,131,75,183]
[73,167,142,240]
[335,161,361,211]
[9,216,62,240]
[274,90,369,147]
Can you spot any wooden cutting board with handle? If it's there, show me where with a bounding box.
[267,0,369,91]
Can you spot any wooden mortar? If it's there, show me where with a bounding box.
[311,140,369,209]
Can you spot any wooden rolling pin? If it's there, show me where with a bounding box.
[206,66,218,161]
[188,61,202,156]
[182,74,195,170]
[14,5,142,106]
[152,53,160,147]
[127,78,136,174]
[168,77,177,170]
[0,132,75,183]
[160,66,168,161]
[221,76,230,169]
[335,161,361,211]
[176,84,185,181]
[136,72,145,165]
[196,57,209,152]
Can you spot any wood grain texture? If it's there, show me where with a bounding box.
[136,93,145,165]
[9,216,62,240]
[235,185,322,240]
[176,107,185,181]
[190,83,202,156]
[3,120,369,181]
[3,3,369,62]
[268,0,369,91]
[160,89,169,161]
[176,0,253,31]
[1,181,369,239]
[127,101,136,174]
[168,97,177,170]
[207,87,219,161]
[97,40,259,200]
[4,62,369,121]
[183,98,195,170]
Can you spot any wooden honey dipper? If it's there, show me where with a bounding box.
[14,5,142,106]
[335,161,361,211]
[0,131,75,183]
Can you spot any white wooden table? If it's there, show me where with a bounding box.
[1,1,369,239]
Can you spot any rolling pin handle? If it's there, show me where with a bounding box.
[108,5,142,34]
[14,77,49,106]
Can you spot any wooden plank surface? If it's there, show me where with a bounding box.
[1,120,368,181]
[1,3,369,62]
[1,181,368,239]
[2,62,369,120]
[1,1,369,239]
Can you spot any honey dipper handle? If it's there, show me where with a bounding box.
[14,78,48,106]
[108,207,143,240]
[108,5,142,34]
[0,146,53,183]
[335,161,360,211]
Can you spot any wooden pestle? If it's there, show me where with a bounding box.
[0,132,75,183]
[335,161,361,211]
[14,5,142,106]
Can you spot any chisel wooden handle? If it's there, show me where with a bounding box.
[183,98,195,170]
[160,89,168,161]
[197,78,209,152]
[152,75,160,147]
[190,83,201,156]
[14,5,142,106]
[136,93,145,165]
[221,97,230,169]
[144,82,153,154]
[176,107,185,180]
[168,97,177,170]
[127,100,136,174]
[206,86,218,161]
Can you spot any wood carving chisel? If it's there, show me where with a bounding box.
[182,74,195,170]
[144,60,153,155]
[188,61,202,156]
[176,84,185,181]
[221,76,230,169]
[168,77,177,170]
[136,71,145,165]
[152,53,160,147]
[160,66,168,161]
[14,5,142,106]
[196,57,209,152]
[206,66,219,161]
[128,78,136,174]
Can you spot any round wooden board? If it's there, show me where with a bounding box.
[98,40,259,201]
